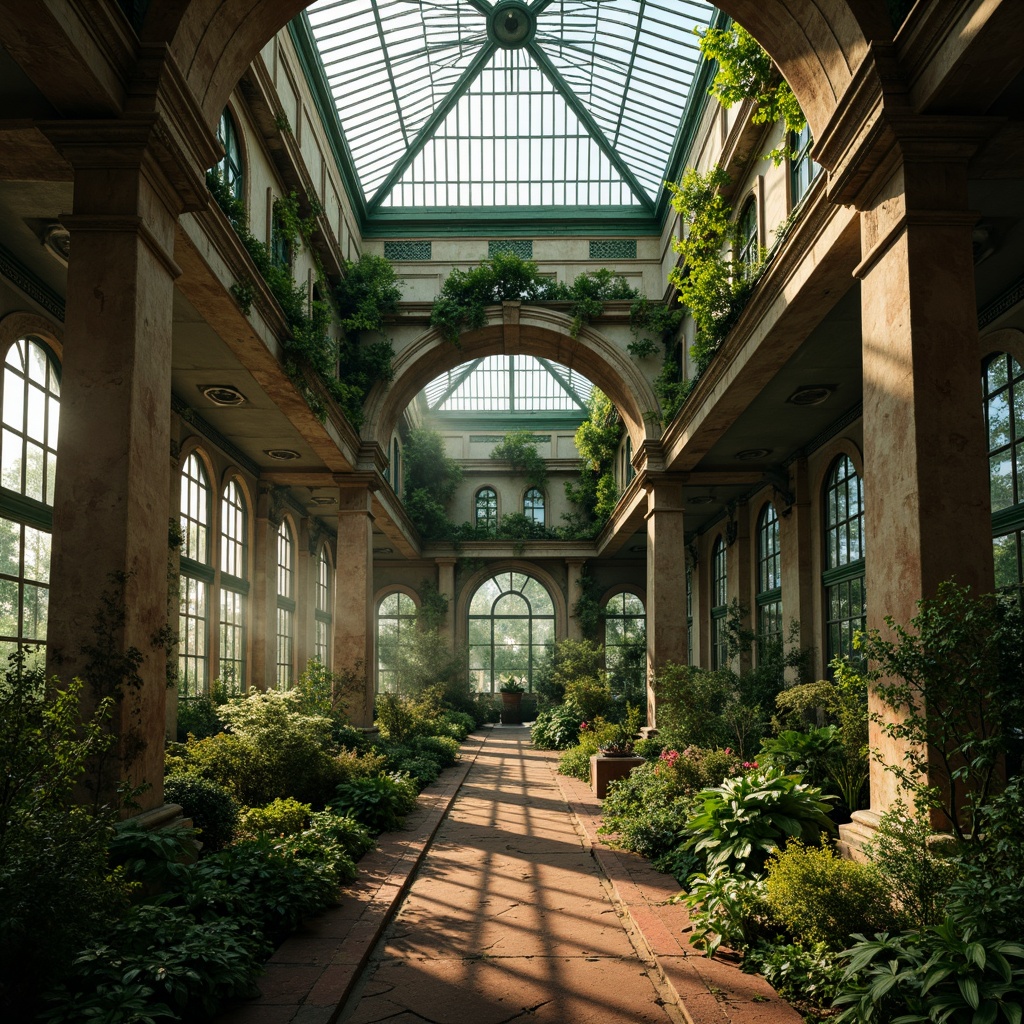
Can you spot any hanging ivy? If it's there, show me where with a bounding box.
[489,431,547,489]
[564,389,622,535]
[206,171,397,427]
[696,23,806,165]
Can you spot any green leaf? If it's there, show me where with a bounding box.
[959,975,980,1010]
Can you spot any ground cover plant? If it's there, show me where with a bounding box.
[3,650,475,1023]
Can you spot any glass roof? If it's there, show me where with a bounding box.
[423,355,593,412]
[305,0,716,211]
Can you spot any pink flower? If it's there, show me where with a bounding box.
[742,760,759,770]
[724,748,732,756]
[579,721,588,731]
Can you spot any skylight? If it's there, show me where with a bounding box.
[304,0,715,211]
[423,355,594,412]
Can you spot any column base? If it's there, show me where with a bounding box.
[837,808,883,862]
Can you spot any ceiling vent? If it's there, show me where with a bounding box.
[735,448,772,460]
[200,384,247,407]
[786,384,835,407]
[264,448,301,461]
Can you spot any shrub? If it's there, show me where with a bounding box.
[557,742,597,782]
[331,773,418,833]
[375,692,418,742]
[763,842,895,949]
[531,703,583,750]
[534,638,603,704]
[398,755,440,787]
[563,675,612,721]
[683,767,835,876]
[744,941,842,1009]
[759,727,842,791]
[164,773,239,852]
[632,737,663,760]
[864,800,959,928]
[410,734,460,767]
[237,797,312,838]
[176,693,225,741]
[653,663,734,749]
[306,810,375,861]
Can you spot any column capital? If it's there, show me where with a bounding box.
[815,43,1001,210]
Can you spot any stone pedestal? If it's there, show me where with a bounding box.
[590,754,645,799]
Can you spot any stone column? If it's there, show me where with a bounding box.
[565,559,587,641]
[435,556,457,648]
[40,112,212,811]
[820,93,997,843]
[335,478,375,726]
[645,479,687,728]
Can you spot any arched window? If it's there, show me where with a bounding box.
[276,520,295,689]
[468,571,554,691]
[475,487,497,530]
[984,353,1024,598]
[710,536,728,669]
[523,487,544,525]
[789,122,820,206]
[315,547,333,667]
[756,502,782,649]
[0,337,59,665]
[736,198,759,280]
[218,480,248,694]
[215,109,243,200]
[377,591,417,692]
[823,455,865,665]
[179,453,211,697]
[603,591,645,702]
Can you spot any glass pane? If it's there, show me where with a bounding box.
[45,452,56,506]
[379,593,398,616]
[622,593,644,616]
[397,593,416,615]
[988,387,1011,450]
[2,428,21,491]
[0,578,18,636]
[26,384,44,442]
[494,592,528,616]
[991,455,1013,512]
[532,617,554,645]
[0,518,19,576]
[25,443,43,502]
[468,618,490,646]
[2,376,23,429]
[27,343,46,385]
[22,583,46,640]
[23,526,49,583]
[994,532,1020,591]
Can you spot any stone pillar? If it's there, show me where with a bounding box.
[565,559,587,641]
[645,479,687,728]
[335,479,375,726]
[435,556,457,648]
[40,118,209,811]
[820,95,997,843]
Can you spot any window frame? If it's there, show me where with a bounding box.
[822,454,866,667]
[216,108,244,201]
[315,545,333,668]
[376,589,418,692]
[178,451,212,698]
[475,486,498,530]
[756,501,783,651]
[275,519,296,689]
[523,486,545,526]
[710,535,728,670]
[218,478,249,695]
[736,198,759,280]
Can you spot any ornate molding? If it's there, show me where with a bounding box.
[170,393,260,476]
[0,242,66,322]
[979,275,1024,330]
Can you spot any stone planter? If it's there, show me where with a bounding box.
[590,754,645,798]
[500,691,523,725]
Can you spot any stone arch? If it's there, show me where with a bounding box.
[361,307,660,450]
[153,1,889,149]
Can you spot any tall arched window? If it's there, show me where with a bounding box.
[315,546,333,667]
[179,453,211,697]
[789,122,820,206]
[523,487,544,525]
[468,571,554,691]
[276,520,295,689]
[215,109,243,200]
[823,454,865,665]
[756,502,782,649]
[737,199,759,280]
[984,353,1024,598]
[0,337,59,665]
[475,487,497,530]
[710,536,728,669]
[377,591,417,692]
[604,591,645,702]
[219,479,248,694]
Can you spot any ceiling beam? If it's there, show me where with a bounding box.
[526,42,654,211]
[429,358,485,410]
[368,41,498,210]
[536,357,589,410]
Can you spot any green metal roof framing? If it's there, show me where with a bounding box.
[294,0,723,234]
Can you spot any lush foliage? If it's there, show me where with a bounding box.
[401,427,464,541]
[564,389,622,534]
[237,796,312,839]
[163,773,239,852]
[428,252,637,344]
[330,773,418,834]
[696,24,806,164]
[531,702,585,750]
[683,767,835,876]
[856,582,1024,839]
[489,430,547,489]
[682,870,772,957]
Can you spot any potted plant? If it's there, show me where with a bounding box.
[498,677,527,725]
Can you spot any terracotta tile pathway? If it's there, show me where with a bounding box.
[215,726,801,1024]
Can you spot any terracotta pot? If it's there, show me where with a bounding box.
[500,691,523,725]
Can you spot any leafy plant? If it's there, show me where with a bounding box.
[531,703,584,750]
[489,430,547,488]
[330,773,417,833]
[653,662,735,750]
[834,922,1024,1024]
[237,796,312,838]
[696,23,806,164]
[744,940,843,1009]
[681,870,773,957]
[682,766,835,876]
[857,581,1024,840]
[402,427,464,540]
[763,841,895,950]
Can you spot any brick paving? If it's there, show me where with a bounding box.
[215,726,800,1024]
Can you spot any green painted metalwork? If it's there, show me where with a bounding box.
[589,239,637,260]
[383,240,433,260]
[488,240,533,258]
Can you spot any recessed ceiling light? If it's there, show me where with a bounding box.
[264,448,300,461]
[786,384,835,406]
[200,384,247,406]
[629,545,646,552]
[735,448,772,460]
[310,496,337,506]
[687,495,714,505]
[375,547,393,555]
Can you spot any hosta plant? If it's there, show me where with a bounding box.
[682,766,835,876]
[679,869,772,957]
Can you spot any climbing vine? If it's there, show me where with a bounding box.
[489,431,547,490]
[696,23,806,165]
[206,171,398,427]
[564,389,622,535]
